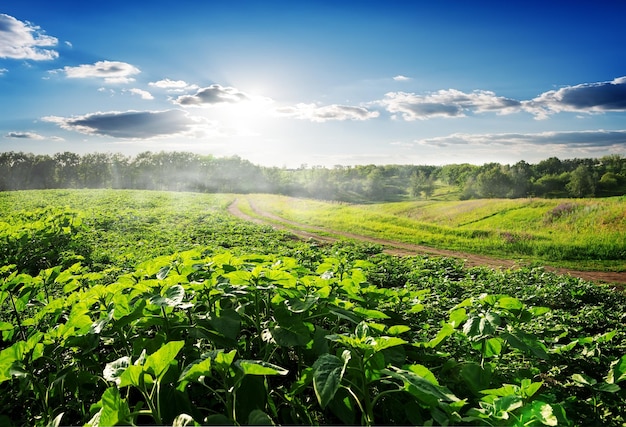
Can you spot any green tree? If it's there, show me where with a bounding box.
[567,165,595,197]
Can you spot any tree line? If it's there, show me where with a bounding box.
[1,151,625,200]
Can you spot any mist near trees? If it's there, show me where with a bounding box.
[1,151,625,201]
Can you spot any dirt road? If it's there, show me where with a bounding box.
[227,198,626,286]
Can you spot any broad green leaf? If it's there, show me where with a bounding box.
[157,265,172,280]
[406,364,439,385]
[495,296,523,311]
[387,325,411,336]
[423,322,455,348]
[284,295,318,313]
[462,312,500,341]
[271,322,312,347]
[607,354,626,384]
[144,340,184,379]
[372,336,408,352]
[472,337,502,358]
[355,321,370,340]
[448,308,467,328]
[0,322,13,331]
[383,367,460,407]
[460,362,493,396]
[236,360,288,376]
[596,382,620,393]
[103,356,131,386]
[98,387,130,427]
[179,357,212,383]
[207,309,241,340]
[118,365,146,388]
[502,331,550,360]
[209,349,237,374]
[172,413,198,426]
[519,401,558,426]
[353,307,390,319]
[312,351,351,408]
[247,409,274,426]
[47,412,64,427]
[149,284,185,307]
[571,373,597,386]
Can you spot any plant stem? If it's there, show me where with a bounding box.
[9,291,27,341]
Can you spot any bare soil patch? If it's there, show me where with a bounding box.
[227,198,626,286]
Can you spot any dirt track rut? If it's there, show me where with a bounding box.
[227,198,626,286]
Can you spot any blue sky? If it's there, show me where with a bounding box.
[1,1,626,167]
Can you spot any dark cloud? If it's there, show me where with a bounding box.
[43,110,201,139]
[526,77,626,118]
[416,130,626,148]
[4,131,44,139]
[175,84,250,106]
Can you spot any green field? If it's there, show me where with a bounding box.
[243,194,626,271]
[1,190,625,426]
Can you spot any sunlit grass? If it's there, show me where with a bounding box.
[246,194,626,270]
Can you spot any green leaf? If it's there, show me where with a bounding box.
[207,309,241,340]
[387,325,411,336]
[607,355,626,384]
[172,413,198,426]
[144,340,184,379]
[495,296,523,311]
[372,336,408,353]
[271,322,312,347]
[519,401,558,426]
[149,284,185,307]
[103,356,131,386]
[284,295,318,313]
[119,365,146,388]
[571,373,597,386]
[353,307,390,319]
[236,360,289,376]
[98,387,130,427]
[463,312,500,341]
[179,357,212,383]
[460,362,493,396]
[312,351,351,409]
[383,367,460,407]
[448,308,467,328]
[247,409,274,426]
[405,364,439,385]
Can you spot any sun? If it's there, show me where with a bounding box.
[208,95,276,137]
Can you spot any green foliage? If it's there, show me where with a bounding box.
[0,189,624,426]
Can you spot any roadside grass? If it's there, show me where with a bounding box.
[245,194,626,271]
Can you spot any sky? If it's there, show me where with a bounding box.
[1,1,626,168]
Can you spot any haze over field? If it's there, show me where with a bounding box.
[1,1,626,167]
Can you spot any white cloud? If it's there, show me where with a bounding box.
[4,131,45,140]
[0,68,7,76]
[524,76,626,119]
[42,109,206,139]
[275,103,380,122]
[393,75,411,81]
[414,129,626,148]
[62,60,141,83]
[380,89,521,120]
[149,78,197,92]
[127,88,154,100]
[174,84,252,106]
[0,14,58,60]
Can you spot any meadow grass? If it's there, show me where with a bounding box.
[246,194,626,270]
